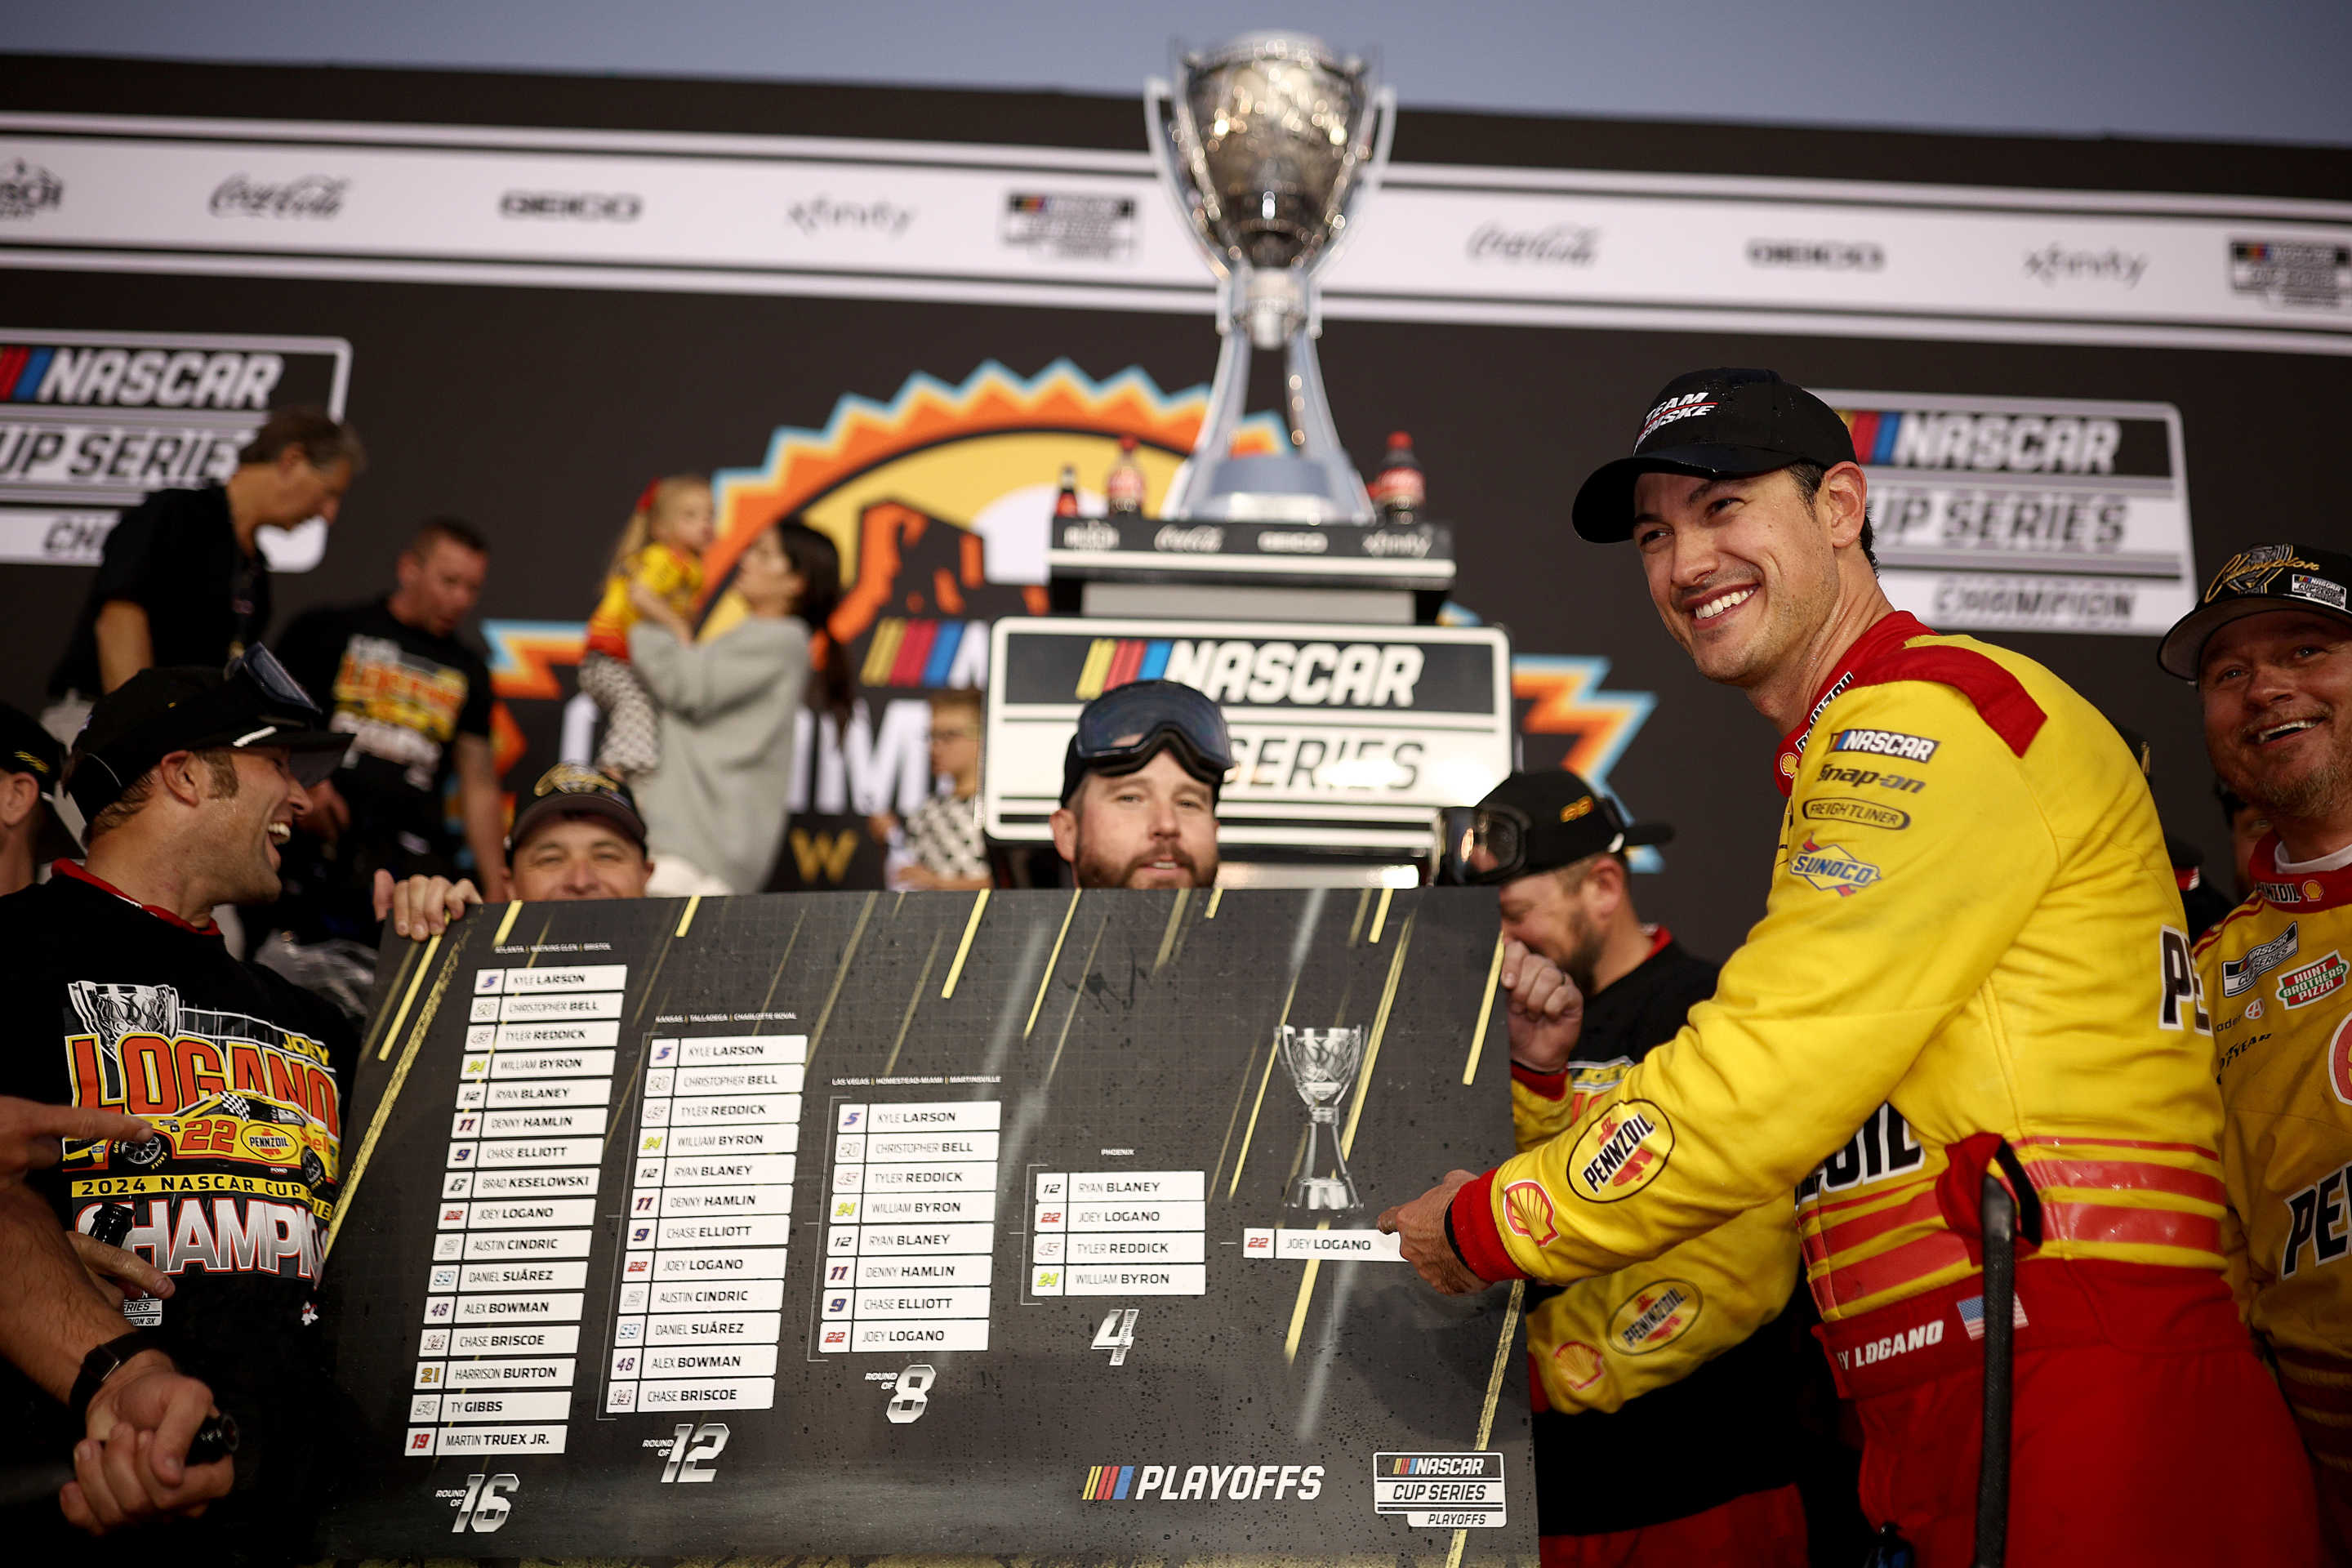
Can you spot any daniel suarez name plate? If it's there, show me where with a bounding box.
[324,889,1533,1560]
[985,617,1513,855]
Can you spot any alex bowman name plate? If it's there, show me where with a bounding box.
[323,889,1533,1558]
[985,617,1512,855]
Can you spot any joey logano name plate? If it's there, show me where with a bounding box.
[322,888,1534,1559]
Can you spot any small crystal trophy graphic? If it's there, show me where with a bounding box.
[1279,1024,1365,1215]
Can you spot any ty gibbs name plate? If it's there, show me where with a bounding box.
[1048,515,1455,592]
[986,617,1512,855]
[323,889,1535,1560]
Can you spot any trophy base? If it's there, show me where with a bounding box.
[1174,452,1370,525]
[1288,1175,1361,1214]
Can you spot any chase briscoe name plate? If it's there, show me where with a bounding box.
[1374,1452,1507,1528]
[1047,515,1455,592]
[985,617,1512,855]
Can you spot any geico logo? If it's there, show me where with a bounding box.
[1160,639,1424,707]
[499,190,643,220]
[1226,732,1422,793]
[13,348,284,408]
[1257,531,1328,554]
[1869,411,2123,474]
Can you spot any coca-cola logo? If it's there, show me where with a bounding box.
[1256,531,1329,555]
[1153,524,1226,554]
[1467,223,1597,265]
[1361,531,1432,559]
[210,173,349,220]
[0,158,63,220]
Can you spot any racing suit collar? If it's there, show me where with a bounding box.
[2249,835,2352,913]
[50,858,223,936]
[1773,610,1937,796]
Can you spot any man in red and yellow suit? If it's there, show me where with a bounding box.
[1383,369,2320,1565]
[2169,543,2352,1559]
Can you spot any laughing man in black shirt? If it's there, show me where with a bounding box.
[46,408,363,730]
[0,649,354,1557]
[1438,770,1844,1567]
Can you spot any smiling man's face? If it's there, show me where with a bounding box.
[2200,609,2352,826]
[1630,466,1848,694]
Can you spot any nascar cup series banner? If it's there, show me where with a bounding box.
[1,58,2348,925]
[324,887,1534,1558]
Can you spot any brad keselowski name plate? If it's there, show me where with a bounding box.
[321,889,1534,1560]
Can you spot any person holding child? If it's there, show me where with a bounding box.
[579,474,715,779]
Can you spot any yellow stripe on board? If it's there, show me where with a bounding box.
[1205,887,1223,920]
[1341,918,1414,1156]
[941,889,989,999]
[1075,639,1115,701]
[1463,933,1508,1085]
[330,938,461,1256]
[491,899,523,947]
[1024,891,1081,1036]
[1227,977,1298,1197]
[1447,1279,1530,1568]
[674,894,701,938]
[804,893,877,1065]
[1367,886,1392,944]
[1152,888,1190,972]
[1283,1256,1323,1363]
[374,933,440,1062]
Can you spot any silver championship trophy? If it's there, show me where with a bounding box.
[1277,1024,1366,1214]
[1147,33,1395,524]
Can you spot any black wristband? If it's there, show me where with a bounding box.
[1441,1204,1472,1272]
[69,1330,170,1423]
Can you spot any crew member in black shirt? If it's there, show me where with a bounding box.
[270,514,509,936]
[45,408,363,741]
[1439,770,1855,1567]
[0,648,356,1559]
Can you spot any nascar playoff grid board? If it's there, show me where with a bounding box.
[321,888,1535,1561]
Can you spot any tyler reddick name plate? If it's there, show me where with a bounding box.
[323,890,1532,1560]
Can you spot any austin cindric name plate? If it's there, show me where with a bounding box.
[323,889,1534,1560]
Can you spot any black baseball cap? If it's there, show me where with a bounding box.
[1434,770,1673,887]
[506,763,648,854]
[1060,679,1234,805]
[65,647,348,823]
[0,702,64,791]
[2158,543,2352,680]
[1572,368,1858,543]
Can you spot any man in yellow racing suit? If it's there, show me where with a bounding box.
[2168,541,2352,1557]
[1383,369,2319,1566]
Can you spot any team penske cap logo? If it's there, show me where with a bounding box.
[1565,1100,1675,1203]
[1608,1279,1701,1355]
[1503,1180,1560,1246]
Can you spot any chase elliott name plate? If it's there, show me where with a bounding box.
[322,888,1534,1559]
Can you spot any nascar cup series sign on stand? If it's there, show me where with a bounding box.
[984,617,1512,854]
[0,327,352,570]
[1829,390,2193,637]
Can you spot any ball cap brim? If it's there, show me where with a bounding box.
[2157,543,2352,680]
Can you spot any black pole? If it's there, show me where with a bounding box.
[1973,1169,2016,1568]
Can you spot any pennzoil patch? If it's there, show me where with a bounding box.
[1566,1100,1675,1202]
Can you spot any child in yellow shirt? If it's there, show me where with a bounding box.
[578,474,715,778]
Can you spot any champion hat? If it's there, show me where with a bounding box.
[506,763,648,854]
[0,702,64,791]
[2158,543,2352,680]
[1572,368,1858,542]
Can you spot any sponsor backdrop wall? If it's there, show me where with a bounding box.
[3,55,2348,959]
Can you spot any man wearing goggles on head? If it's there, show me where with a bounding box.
[1383,368,2318,1566]
[1050,679,1229,891]
[1439,772,1835,1567]
[0,646,364,1554]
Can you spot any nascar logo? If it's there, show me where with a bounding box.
[0,342,285,408]
[1838,406,2122,474]
[858,617,987,689]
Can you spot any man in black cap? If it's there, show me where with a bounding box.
[0,702,68,898]
[1440,771,1834,1566]
[1050,679,1228,890]
[2165,544,2352,1555]
[0,648,361,1554]
[1381,369,2318,1563]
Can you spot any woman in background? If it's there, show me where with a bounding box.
[628,519,849,896]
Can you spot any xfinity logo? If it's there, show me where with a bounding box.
[2023,244,2146,287]
[1361,531,1432,558]
[1466,222,1597,265]
[0,158,62,220]
[1153,524,1225,553]
[501,189,643,222]
[1748,238,1885,272]
[787,195,915,238]
[211,173,349,219]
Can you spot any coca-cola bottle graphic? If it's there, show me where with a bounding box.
[1054,462,1081,519]
[1370,431,1423,523]
[1105,435,1146,518]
